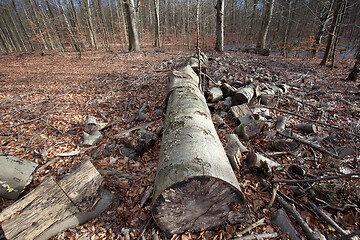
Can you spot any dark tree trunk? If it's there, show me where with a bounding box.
[347,53,360,81]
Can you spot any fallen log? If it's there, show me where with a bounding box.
[0,160,112,240]
[152,65,249,234]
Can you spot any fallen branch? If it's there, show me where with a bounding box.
[234,218,265,237]
[260,179,319,240]
[272,172,360,184]
[333,230,360,240]
[232,232,278,240]
[308,200,347,236]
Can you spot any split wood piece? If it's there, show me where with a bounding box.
[232,85,257,105]
[234,218,265,237]
[260,179,319,240]
[214,114,225,127]
[226,134,248,153]
[243,152,280,175]
[207,87,223,102]
[152,65,249,234]
[259,94,276,107]
[295,123,317,134]
[112,122,155,139]
[235,120,266,140]
[271,209,303,240]
[0,154,38,200]
[231,104,255,125]
[221,83,237,97]
[278,130,339,158]
[225,141,241,171]
[252,107,271,120]
[275,115,287,132]
[0,161,111,240]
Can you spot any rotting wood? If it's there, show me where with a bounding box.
[295,123,317,134]
[235,120,266,140]
[152,64,248,234]
[232,85,256,105]
[0,154,38,200]
[0,160,111,240]
[243,152,280,175]
[231,104,255,125]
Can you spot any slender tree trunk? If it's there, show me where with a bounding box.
[215,0,224,52]
[34,0,55,50]
[153,0,161,47]
[124,0,140,51]
[0,25,12,53]
[187,0,191,48]
[320,0,344,65]
[3,3,27,51]
[28,0,48,50]
[44,0,65,52]
[331,0,347,69]
[248,0,259,41]
[11,0,34,51]
[311,0,333,58]
[84,0,98,50]
[115,0,128,48]
[97,0,110,50]
[256,0,275,49]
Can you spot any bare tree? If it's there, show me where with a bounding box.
[346,46,360,81]
[124,0,140,51]
[215,0,224,52]
[153,0,161,47]
[256,0,275,49]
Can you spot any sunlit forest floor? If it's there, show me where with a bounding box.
[0,47,359,239]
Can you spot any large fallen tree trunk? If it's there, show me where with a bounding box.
[151,65,249,234]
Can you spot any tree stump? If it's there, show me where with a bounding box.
[152,65,248,234]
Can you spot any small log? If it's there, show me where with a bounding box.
[231,104,255,125]
[271,209,302,240]
[235,120,266,140]
[243,48,270,56]
[259,94,276,107]
[207,87,223,102]
[83,116,103,146]
[221,82,236,97]
[243,152,280,175]
[214,114,225,127]
[232,85,255,105]
[0,160,111,240]
[226,134,248,153]
[152,65,248,234]
[295,123,317,134]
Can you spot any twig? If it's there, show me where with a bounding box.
[272,172,360,184]
[23,127,47,156]
[268,185,278,209]
[252,105,360,138]
[260,179,318,240]
[308,200,347,236]
[136,216,152,240]
[234,218,265,237]
[232,232,278,240]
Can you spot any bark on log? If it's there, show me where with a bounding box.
[232,85,255,105]
[231,104,255,125]
[152,65,248,234]
[295,123,317,134]
[0,154,38,200]
[225,134,248,153]
[207,87,223,102]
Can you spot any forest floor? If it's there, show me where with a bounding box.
[0,48,359,240]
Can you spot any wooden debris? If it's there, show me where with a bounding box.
[235,120,266,140]
[271,139,299,152]
[0,160,112,240]
[207,87,223,102]
[232,85,256,105]
[243,152,280,175]
[233,232,278,240]
[221,82,236,97]
[243,48,270,56]
[295,123,317,134]
[214,114,225,127]
[225,141,241,171]
[226,134,248,153]
[231,104,255,124]
[0,154,38,200]
[271,209,302,240]
[152,64,248,234]
[83,116,104,146]
[234,218,265,237]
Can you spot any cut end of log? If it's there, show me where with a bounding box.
[152,176,248,234]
